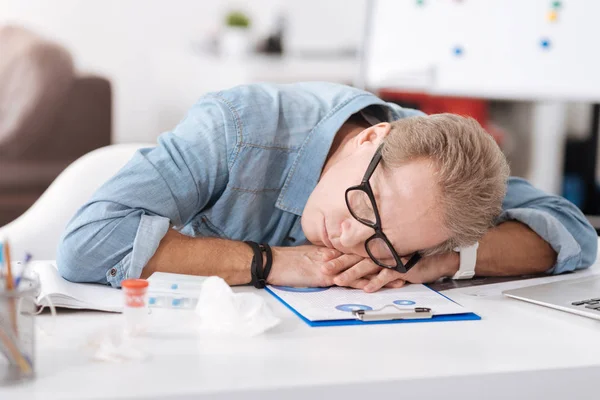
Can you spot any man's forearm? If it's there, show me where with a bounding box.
[469,221,557,276]
[141,229,254,285]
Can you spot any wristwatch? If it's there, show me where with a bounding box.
[452,242,479,280]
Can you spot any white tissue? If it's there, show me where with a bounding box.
[87,329,148,363]
[195,277,280,336]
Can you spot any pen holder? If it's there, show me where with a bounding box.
[0,277,39,385]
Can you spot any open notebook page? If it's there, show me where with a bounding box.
[32,262,123,312]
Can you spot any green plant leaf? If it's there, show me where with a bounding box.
[226,11,250,28]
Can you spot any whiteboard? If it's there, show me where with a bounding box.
[363,0,600,101]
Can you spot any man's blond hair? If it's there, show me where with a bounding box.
[381,113,510,256]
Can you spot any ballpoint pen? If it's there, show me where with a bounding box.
[15,253,33,287]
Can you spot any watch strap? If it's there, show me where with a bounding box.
[452,242,479,280]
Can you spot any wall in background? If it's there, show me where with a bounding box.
[0,0,366,143]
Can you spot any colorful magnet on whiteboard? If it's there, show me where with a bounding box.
[547,10,558,22]
[540,38,551,49]
[552,1,561,9]
[453,46,464,56]
[416,0,425,5]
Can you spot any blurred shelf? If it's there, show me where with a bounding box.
[192,51,360,85]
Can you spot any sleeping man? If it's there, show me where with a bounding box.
[57,82,597,292]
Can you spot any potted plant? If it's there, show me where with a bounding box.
[221,10,252,58]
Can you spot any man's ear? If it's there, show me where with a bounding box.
[355,123,392,146]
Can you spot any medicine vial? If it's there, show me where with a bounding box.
[121,279,149,335]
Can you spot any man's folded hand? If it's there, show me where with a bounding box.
[321,251,459,292]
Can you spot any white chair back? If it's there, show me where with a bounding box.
[0,143,153,260]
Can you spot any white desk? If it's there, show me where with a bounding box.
[4,264,600,400]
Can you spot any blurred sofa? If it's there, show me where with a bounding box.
[0,25,111,226]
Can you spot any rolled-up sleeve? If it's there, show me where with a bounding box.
[498,177,598,274]
[57,95,236,287]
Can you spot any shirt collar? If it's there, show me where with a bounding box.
[276,95,390,215]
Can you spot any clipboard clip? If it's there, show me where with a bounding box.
[352,305,432,321]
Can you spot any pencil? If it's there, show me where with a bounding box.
[4,240,14,291]
[0,326,32,374]
[3,240,18,335]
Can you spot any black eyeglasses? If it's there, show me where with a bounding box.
[344,144,421,273]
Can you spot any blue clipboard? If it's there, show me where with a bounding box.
[265,286,481,327]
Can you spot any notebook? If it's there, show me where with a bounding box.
[31,262,123,312]
[266,284,480,327]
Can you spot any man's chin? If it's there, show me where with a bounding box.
[300,223,320,246]
[302,231,330,248]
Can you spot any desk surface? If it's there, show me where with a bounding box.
[4,262,600,400]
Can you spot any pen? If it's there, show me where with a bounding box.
[15,253,33,287]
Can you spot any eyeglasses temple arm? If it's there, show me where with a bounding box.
[361,144,384,183]
[404,253,422,270]
[393,253,422,273]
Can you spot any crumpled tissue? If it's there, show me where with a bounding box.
[87,328,149,363]
[195,276,281,336]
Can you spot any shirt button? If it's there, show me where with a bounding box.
[110,268,117,277]
[287,237,296,243]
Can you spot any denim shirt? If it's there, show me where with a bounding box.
[56,82,598,287]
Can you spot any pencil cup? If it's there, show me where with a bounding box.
[0,277,39,385]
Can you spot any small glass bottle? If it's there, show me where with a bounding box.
[121,279,149,335]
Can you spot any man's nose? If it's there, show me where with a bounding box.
[339,217,373,251]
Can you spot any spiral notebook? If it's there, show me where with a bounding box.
[266,284,480,327]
